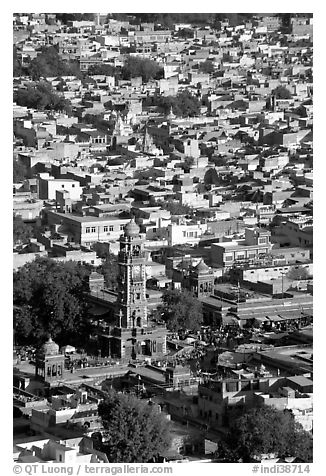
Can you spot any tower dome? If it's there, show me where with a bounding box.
[194,259,210,274]
[124,218,140,238]
[41,335,59,356]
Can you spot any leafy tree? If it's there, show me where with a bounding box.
[158,199,193,216]
[158,288,203,332]
[13,158,28,182]
[27,46,81,80]
[13,46,25,77]
[219,406,313,462]
[273,86,292,100]
[175,28,194,39]
[98,389,171,462]
[122,57,163,83]
[94,247,119,290]
[14,81,71,112]
[88,64,118,77]
[55,13,94,23]
[156,91,201,117]
[287,266,310,280]
[199,60,215,74]
[13,215,33,245]
[13,258,91,346]
[82,114,111,132]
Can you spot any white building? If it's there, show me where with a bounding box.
[167,222,207,246]
[38,174,83,201]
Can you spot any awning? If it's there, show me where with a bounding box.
[254,316,269,322]
[89,305,110,316]
[222,315,239,325]
[266,315,283,322]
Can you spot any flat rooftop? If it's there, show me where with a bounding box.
[50,212,131,223]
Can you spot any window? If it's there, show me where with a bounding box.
[225,255,233,261]
[259,237,267,244]
[104,226,108,232]
[109,225,114,232]
[91,227,96,233]
[120,225,125,231]
[86,227,90,233]
[72,184,75,188]
[226,382,238,392]
[252,380,259,390]
[240,381,250,391]
[61,184,65,188]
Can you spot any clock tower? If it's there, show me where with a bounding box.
[101,218,167,360]
[115,218,148,328]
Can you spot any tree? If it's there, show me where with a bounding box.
[273,86,292,100]
[287,266,310,280]
[13,158,28,182]
[88,64,117,77]
[93,247,119,290]
[27,46,81,80]
[199,60,215,74]
[14,81,71,113]
[13,258,91,346]
[219,406,313,462]
[122,57,163,83]
[13,46,25,77]
[158,199,193,216]
[156,91,201,117]
[13,215,32,245]
[98,390,171,462]
[55,13,95,24]
[159,288,203,332]
[175,28,194,39]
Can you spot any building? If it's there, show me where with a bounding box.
[35,336,65,389]
[14,437,109,463]
[187,260,215,298]
[167,222,208,246]
[198,373,312,430]
[38,174,83,201]
[211,227,272,269]
[98,219,167,360]
[46,211,131,247]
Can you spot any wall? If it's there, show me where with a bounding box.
[167,223,207,246]
[242,262,313,283]
[13,251,48,270]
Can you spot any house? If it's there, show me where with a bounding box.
[211,227,272,269]
[197,373,312,431]
[46,211,131,247]
[38,174,83,201]
[167,222,208,246]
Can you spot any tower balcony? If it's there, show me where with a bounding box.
[118,253,146,264]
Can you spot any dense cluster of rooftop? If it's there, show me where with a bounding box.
[13,12,313,464]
